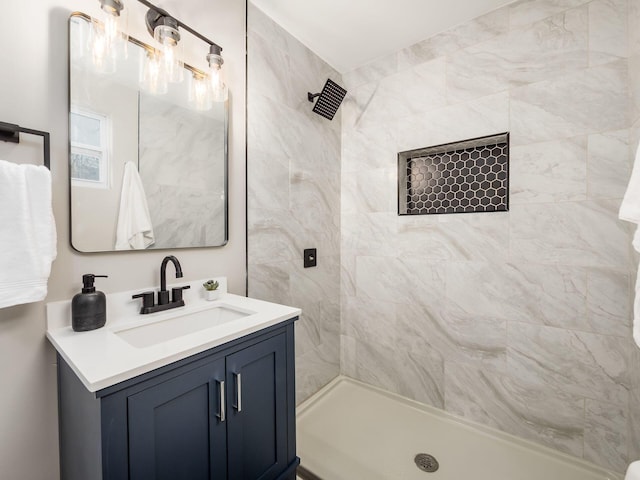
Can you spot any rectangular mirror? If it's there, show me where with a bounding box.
[69,13,228,252]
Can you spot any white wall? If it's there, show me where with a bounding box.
[0,1,246,478]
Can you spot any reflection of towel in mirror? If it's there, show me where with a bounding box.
[625,461,640,480]
[115,161,155,250]
[619,143,640,348]
[0,160,57,309]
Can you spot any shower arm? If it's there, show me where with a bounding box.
[307,92,321,102]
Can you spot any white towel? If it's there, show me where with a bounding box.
[115,161,155,250]
[619,143,640,348]
[0,160,57,309]
[625,461,640,480]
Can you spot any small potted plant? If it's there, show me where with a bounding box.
[203,280,220,301]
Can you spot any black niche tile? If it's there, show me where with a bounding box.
[398,132,509,216]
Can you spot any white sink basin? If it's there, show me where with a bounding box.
[115,304,255,348]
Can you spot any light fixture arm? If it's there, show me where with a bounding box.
[136,0,223,53]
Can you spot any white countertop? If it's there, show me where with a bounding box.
[46,277,300,393]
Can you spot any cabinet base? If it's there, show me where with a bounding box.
[296,463,322,480]
[277,457,301,480]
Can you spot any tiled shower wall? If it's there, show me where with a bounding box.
[629,0,640,467]
[247,4,342,403]
[340,0,639,473]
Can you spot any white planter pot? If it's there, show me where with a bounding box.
[205,290,220,301]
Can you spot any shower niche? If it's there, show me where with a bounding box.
[398,133,509,216]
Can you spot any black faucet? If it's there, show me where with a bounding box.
[159,255,182,305]
[132,255,190,314]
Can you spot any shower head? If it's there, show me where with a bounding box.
[308,79,347,120]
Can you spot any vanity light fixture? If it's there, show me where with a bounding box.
[90,0,226,106]
[100,0,124,38]
[91,0,127,73]
[207,44,227,102]
[138,0,226,102]
[145,8,183,84]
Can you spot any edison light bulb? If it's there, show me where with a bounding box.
[90,19,116,74]
[207,45,227,102]
[154,25,183,84]
[209,64,227,102]
[90,0,127,74]
[103,9,119,47]
[140,50,167,95]
[189,73,212,111]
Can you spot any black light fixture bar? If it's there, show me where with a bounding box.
[136,0,223,52]
[74,11,210,78]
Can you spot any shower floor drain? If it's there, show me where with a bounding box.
[414,453,439,473]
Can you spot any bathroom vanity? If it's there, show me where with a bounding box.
[47,279,300,480]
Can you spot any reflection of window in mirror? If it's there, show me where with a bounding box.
[70,108,110,189]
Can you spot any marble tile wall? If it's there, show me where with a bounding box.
[628,0,640,465]
[246,3,342,404]
[139,95,226,248]
[340,0,638,472]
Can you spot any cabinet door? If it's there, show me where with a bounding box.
[127,358,227,480]
[226,333,288,480]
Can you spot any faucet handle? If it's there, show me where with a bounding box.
[171,285,191,303]
[158,290,170,306]
[132,291,155,311]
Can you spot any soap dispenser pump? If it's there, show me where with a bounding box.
[72,274,108,332]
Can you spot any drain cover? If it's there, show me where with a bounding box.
[414,453,439,473]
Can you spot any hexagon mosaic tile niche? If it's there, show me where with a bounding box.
[398,133,509,215]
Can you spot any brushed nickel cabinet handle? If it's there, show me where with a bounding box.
[233,372,242,412]
[216,380,225,422]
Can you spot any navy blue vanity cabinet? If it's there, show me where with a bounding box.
[57,319,299,480]
[226,333,288,479]
[126,356,228,480]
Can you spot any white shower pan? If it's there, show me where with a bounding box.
[296,377,622,480]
